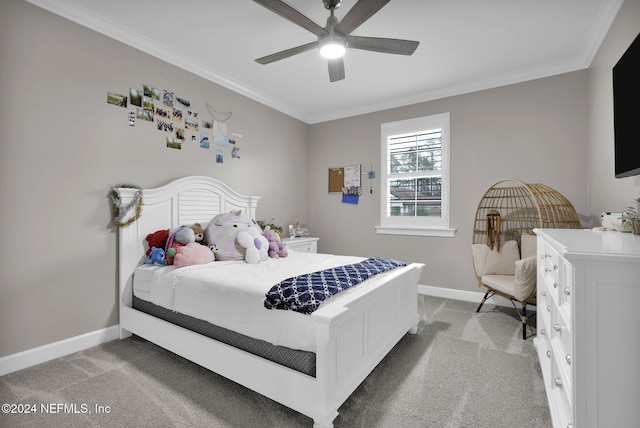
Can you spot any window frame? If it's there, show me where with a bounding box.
[376,113,455,237]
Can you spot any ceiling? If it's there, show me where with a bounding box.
[27,0,622,124]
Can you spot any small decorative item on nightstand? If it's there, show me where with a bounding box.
[288,220,309,237]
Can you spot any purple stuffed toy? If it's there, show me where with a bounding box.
[263,229,288,259]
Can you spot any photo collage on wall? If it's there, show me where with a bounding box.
[107,85,239,162]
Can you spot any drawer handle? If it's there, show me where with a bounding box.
[554,323,562,332]
[546,350,551,358]
[553,281,559,289]
[540,328,546,336]
[554,377,563,388]
[566,354,572,365]
[553,264,558,271]
[547,305,551,312]
[564,287,571,296]
[541,291,547,297]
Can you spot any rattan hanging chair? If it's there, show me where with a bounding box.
[473,178,581,247]
[471,178,581,339]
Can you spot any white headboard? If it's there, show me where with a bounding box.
[117,176,260,309]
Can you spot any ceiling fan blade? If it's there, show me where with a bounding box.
[253,0,328,37]
[347,35,419,55]
[334,0,391,36]
[328,58,345,82]
[255,41,318,64]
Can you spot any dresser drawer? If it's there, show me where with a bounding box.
[550,333,572,392]
[536,327,552,395]
[540,242,561,303]
[550,355,573,428]
[552,305,572,362]
[540,241,573,319]
[538,288,552,323]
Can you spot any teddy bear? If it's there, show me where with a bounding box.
[263,229,288,259]
[145,247,167,265]
[237,228,268,263]
[188,223,205,243]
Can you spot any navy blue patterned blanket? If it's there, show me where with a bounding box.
[264,257,406,315]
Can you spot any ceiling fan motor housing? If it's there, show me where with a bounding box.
[323,0,341,10]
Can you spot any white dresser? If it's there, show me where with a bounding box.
[282,236,319,253]
[534,228,640,428]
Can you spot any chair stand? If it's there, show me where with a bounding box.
[476,290,494,313]
[507,299,536,340]
[476,290,536,340]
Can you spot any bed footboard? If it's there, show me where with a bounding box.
[309,262,424,427]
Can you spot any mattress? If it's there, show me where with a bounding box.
[133,251,400,352]
[132,296,317,376]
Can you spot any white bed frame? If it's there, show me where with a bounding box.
[117,175,424,428]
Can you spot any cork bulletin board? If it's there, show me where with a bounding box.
[328,165,361,194]
[328,167,344,193]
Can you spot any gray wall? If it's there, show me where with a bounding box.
[587,0,640,215]
[1,0,639,359]
[0,0,309,357]
[308,72,589,291]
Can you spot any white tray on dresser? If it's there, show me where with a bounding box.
[534,228,640,428]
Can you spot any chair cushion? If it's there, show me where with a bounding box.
[471,240,520,277]
[481,274,517,296]
[513,255,537,301]
[481,255,537,302]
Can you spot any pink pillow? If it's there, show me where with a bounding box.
[173,242,215,267]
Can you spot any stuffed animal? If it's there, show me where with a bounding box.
[174,242,215,267]
[204,211,256,261]
[188,223,205,243]
[263,229,288,259]
[237,227,269,264]
[172,226,196,245]
[145,247,167,265]
[164,226,196,263]
[145,229,169,256]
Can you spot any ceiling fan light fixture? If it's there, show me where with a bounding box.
[319,39,346,59]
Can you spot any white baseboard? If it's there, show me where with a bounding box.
[418,284,531,309]
[0,325,120,376]
[1,286,529,376]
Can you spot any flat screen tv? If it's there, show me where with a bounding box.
[613,32,640,178]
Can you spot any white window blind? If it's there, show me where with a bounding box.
[377,113,455,237]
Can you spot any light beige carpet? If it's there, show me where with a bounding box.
[0,295,551,427]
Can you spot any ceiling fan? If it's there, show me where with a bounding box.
[253,0,420,82]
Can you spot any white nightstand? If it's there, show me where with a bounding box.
[282,237,319,253]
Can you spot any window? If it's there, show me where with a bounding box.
[376,113,455,237]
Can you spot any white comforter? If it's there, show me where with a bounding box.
[133,251,372,352]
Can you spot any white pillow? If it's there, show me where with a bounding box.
[471,240,520,277]
[513,255,537,301]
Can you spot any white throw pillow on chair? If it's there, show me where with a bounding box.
[513,255,537,301]
[471,240,520,277]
